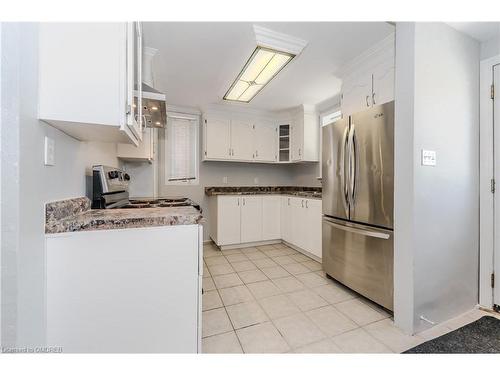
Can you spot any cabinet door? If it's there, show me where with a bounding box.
[231,121,255,161]
[262,196,281,240]
[281,196,292,243]
[241,196,263,243]
[302,112,319,162]
[291,119,303,161]
[290,197,306,249]
[340,71,372,117]
[46,225,200,353]
[305,199,322,258]
[372,60,395,106]
[205,118,231,159]
[126,22,142,142]
[217,196,241,245]
[254,123,277,162]
[38,23,133,141]
[117,127,154,161]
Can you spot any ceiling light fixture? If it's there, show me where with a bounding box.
[224,46,295,103]
[223,26,308,103]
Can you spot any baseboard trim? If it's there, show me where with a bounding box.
[208,237,322,263]
[218,239,281,250]
[282,241,322,263]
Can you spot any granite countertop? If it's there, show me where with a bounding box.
[45,197,204,234]
[205,186,322,198]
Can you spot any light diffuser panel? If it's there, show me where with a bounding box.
[224,46,295,103]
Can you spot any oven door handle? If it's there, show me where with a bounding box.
[322,218,390,240]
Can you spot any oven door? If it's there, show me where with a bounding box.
[322,216,394,311]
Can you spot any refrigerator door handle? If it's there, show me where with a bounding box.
[322,217,390,239]
[341,126,350,215]
[349,125,358,207]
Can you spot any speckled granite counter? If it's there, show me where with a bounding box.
[205,186,322,199]
[45,197,204,234]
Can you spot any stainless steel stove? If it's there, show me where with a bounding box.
[91,165,200,211]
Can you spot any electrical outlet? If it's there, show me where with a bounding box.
[44,136,55,166]
[223,176,228,184]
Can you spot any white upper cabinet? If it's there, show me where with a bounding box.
[203,108,317,164]
[341,71,373,116]
[204,117,231,159]
[371,58,395,107]
[203,113,277,163]
[340,33,395,117]
[254,122,277,162]
[117,128,155,162]
[291,106,319,162]
[38,22,143,145]
[231,120,254,161]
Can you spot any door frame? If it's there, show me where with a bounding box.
[479,55,500,309]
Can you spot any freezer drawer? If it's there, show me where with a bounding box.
[322,217,393,311]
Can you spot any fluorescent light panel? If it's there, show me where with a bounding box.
[224,46,294,103]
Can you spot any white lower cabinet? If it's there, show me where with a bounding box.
[305,198,322,258]
[211,194,322,259]
[45,224,202,353]
[281,196,292,243]
[216,196,241,245]
[262,195,281,240]
[240,196,263,242]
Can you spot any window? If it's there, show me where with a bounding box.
[164,114,199,185]
[321,109,342,126]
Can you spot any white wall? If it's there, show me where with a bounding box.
[394,22,479,333]
[480,37,500,60]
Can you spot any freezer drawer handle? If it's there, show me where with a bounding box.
[323,218,390,239]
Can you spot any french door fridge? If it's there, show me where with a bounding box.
[322,101,394,310]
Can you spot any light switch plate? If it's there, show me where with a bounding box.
[222,176,228,184]
[421,149,436,166]
[44,136,55,166]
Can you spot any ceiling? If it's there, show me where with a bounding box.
[447,22,500,42]
[143,22,394,112]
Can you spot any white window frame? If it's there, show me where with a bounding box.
[163,112,200,186]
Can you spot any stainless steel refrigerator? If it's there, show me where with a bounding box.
[322,101,394,311]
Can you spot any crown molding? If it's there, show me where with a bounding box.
[253,25,308,56]
[335,32,395,79]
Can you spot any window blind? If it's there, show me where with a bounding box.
[166,117,197,181]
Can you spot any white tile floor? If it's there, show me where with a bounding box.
[201,242,499,354]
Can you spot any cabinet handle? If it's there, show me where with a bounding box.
[301,200,304,208]
[256,150,259,157]
[366,95,370,107]
[372,92,376,105]
[298,148,301,157]
[243,198,245,205]
[306,200,309,208]
[237,198,240,206]
[288,198,290,205]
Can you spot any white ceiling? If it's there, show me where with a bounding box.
[143,22,394,112]
[447,22,500,42]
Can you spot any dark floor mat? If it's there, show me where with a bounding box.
[404,316,500,353]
